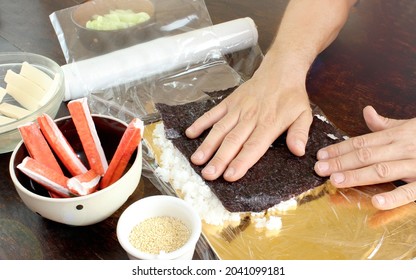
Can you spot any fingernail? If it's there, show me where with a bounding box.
[185,126,194,135]
[317,150,329,160]
[296,140,305,153]
[332,173,345,184]
[374,195,385,206]
[316,161,329,173]
[191,150,204,161]
[202,165,216,175]
[224,167,235,178]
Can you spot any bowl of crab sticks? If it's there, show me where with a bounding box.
[9,97,143,226]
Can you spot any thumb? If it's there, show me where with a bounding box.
[286,111,313,157]
[363,105,406,132]
[372,182,416,210]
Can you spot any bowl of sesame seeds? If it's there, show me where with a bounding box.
[116,195,202,260]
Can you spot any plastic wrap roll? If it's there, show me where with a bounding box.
[62,17,258,101]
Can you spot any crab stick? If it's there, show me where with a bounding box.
[18,122,64,199]
[18,122,63,174]
[67,169,100,196]
[37,113,88,176]
[17,157,75,198]
[67,97,108,176]
[100,118,143,188]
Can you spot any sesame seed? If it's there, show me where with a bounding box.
[129,216,191,255]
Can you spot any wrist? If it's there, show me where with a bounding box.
[254,48,312,88]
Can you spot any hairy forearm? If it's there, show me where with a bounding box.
[257,0,357,84]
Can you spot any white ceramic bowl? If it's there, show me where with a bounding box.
[117,195,202,260]
[0,52,65,154]
[9,114,142,226]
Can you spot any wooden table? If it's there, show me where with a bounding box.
[0,0,415,259]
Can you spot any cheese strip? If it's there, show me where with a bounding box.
[0,102,31,119]
[0,115,16,125]
[5,70,46,100]
[6,83,41,111]
[0,87,6,102]
[20,61,53,91]
[39,73,61,106]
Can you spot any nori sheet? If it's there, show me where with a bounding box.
[155,89,344,212]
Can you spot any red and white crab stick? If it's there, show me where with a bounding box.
[17,157,75,198]
[67,169,100,196]
[100,118,143,189]
[18,122,65,198]
[18,122,63,174]
[67,98,108,176]
[37,113,88,176]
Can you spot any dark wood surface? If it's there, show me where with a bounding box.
[0,0,415,259]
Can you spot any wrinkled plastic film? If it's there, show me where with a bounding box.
[142,101,416,260]
[50,0,259,102]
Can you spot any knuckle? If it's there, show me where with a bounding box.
[201,110,215,121]
[388,186,416,206]
[401,186,416,203]
[240,107,259,122]
[404,142,416,155]
[333,157,344,171]
[348,170,361,184]
[355,147,372,163]
[209,154,228,167]
[351,136,367,149]
[242,138,262,151]
[374,162,391,179]
[211,121,228,134]
[336,170,360,187]
[223,131,243,146]
[231,156,250,170]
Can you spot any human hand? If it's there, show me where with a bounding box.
[315,105,416,210]
[185,68,313,182]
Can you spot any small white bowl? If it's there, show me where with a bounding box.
[9,114,142,226]
[117,195,202,260]
[0,52,65,154]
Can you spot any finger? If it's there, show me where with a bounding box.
[363,106,407,132]
[286,109,313,157]
[315,141,415,176]
[190,108,240,166]
[372,182,416,210]
[185,101,228,139]
[201,115,258,180]
[316,130,394,160]
[222,119,283,182]
[328,159,416,188]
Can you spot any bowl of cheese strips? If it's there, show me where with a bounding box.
[0,52,64,153]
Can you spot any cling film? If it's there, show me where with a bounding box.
[143,121,416,260]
